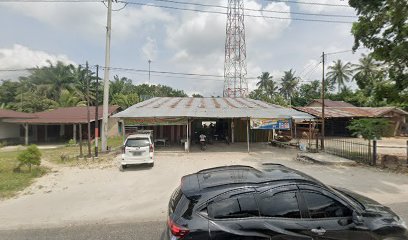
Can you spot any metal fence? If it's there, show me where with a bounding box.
[323,138,372,165]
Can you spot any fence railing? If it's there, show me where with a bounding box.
[322,138,372,165]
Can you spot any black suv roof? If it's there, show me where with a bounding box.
[181,164,323,198]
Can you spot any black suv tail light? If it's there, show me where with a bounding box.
[168,218,189,239]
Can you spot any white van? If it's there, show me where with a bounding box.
[121,134,154,169]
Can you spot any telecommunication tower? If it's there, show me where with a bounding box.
[223,0,248,98]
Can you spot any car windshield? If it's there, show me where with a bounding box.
[126,138,150,147]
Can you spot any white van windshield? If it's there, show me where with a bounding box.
[126,138,150,147]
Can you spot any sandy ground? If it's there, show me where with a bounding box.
[0,143,408,231]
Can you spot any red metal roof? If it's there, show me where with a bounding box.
[308,99,356,107]
[0,109,36,119]
[294,107,408,118]
[4,106,120,124]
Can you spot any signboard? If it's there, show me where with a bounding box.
[250,118,291,130]
[125,117,187,126]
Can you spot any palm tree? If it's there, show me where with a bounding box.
[28,61,76,101]
[326,60,353,92]
[58,89,86,107]
[352,54,381,93]
[256,72,273,92]
[280,69,299,105]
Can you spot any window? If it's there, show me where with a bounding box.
[302,192,352,218]
[125,138,150,147]
[208,194,258,219]
[258,192,301,218]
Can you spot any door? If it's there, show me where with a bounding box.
[255,185,314,240]
[207,189,270,240]
[298,188,374,240]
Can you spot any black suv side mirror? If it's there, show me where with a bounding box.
[352,211,364,225]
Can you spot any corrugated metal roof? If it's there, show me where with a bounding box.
[113,97,314,119]
[4,106,120,124]
[0,109,36,119]
[308,99,356,107]
[294,107,408,118]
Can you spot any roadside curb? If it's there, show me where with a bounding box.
[297,152,357,166]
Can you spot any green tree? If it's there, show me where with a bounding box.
[58,89,86,107]
[111,93,139,109]
[349,0,408,90]
[256,72,273,92]
[23,61,76,101]
[192,93,203,98]
[17,144,42,172]
[352,54,382,95]
[347,118,390,140]
[280,69,299,105]
[292,80,321,106]
[326,60,353,92]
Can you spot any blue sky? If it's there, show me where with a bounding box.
[0,0,368,96]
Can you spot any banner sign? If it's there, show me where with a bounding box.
[250,118,291,130]
[125,117,188,126]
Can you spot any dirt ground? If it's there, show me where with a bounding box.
[0,143,408,230]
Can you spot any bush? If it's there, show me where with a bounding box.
[347,118,390,140]
[17,145,42,172]
[66,139,76,146]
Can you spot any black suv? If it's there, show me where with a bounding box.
[164,164,407,240]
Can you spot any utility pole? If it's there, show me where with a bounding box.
[94,65,99,158]
[86,62,92,158]
[148,59,151,84]
[321,52,325,150]
[101,0,113,152]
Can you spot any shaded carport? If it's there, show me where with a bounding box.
[113,97,314,152]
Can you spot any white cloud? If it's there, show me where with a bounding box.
[1,2,174,42]
[0,44,74,80]
[142,37,158,61]
[296,0,355,14]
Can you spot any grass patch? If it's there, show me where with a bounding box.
[0,150,48,199]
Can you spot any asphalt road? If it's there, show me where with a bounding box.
[0,221,165,240]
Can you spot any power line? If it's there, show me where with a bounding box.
[120,1,354,24]
[150,0,356,18]
[266,0,352,8]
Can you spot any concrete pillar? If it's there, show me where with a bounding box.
[73,124,77,143]
[231,119,235,143]
[247,118,250,153]
[60,124,65,136]
[24,123,29,146]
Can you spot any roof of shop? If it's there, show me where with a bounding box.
[4,106,120,124]
[294,106,408,118]
[113,97,314,120]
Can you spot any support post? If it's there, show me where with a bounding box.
[79,124,83,158]
[73,124,77,144]
[308,120,312,151]
[95,65,99,157]
[272,129,276,141]
[86,62,92,158]
[231,119,235,143]
[186,120,189,152]
[406,140,408,165]
[44,125,48,142]
[321,52,326,150]
[247,118,250,153]
[24,123,29,146]
[373,139,377,166]
[101,0,112,152]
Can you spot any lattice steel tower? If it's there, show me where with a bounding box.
[223,0,248,98]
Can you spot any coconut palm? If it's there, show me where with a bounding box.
[352,54,381,93]
[256,72,273,92]
[326,60,353,92]
[280,69,299,105]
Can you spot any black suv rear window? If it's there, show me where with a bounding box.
[126,138,150,147]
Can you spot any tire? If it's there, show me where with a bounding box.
[119,165,126,171]
[149,162,154,167]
